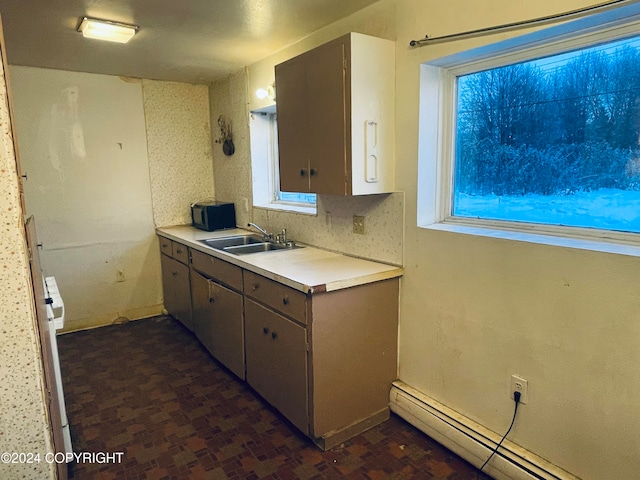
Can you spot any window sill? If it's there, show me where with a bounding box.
[254,202,317,216]
[423,221,640,258]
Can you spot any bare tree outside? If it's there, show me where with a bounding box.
[454,36,640,233]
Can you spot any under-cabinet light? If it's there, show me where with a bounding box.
[77,17,138,44]
[256,84,276,101]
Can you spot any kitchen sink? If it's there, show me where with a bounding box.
[200,234,302,255]
[224,242,301,255]
[199,234,264,249]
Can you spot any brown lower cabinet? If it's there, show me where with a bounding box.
[160,242,192,331]
[243,270,399,450]
[159,235,399,450]
[245,298,309,434]
[191,269,245,379]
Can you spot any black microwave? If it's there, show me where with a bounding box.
[191,201,236,231]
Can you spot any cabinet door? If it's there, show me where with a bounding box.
[191,270,245,379]
[306,39,348,195]
[161,253,178,318]
[276,55,310,193]
[276,39,348,196]
[245,299,308,434]
[173,261,192,331]
[191,269,214,351]
[161,253,192,331]
[208,281,245,379]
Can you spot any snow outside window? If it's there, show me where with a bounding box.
[454,36,640,234]
[417,6,640,247]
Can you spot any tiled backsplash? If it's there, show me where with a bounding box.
[252,193,404,265]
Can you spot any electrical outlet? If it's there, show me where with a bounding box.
[353,215,365,234]
[117,269,126,282]
[511,375,528,404]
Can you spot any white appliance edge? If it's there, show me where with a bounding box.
[44,276,72,456]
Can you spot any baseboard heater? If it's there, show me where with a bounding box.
[390,381,580,480]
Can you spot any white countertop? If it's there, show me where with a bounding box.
[157,225,403,293]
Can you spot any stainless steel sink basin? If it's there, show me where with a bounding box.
[224,242,301,255]
[199,234,264,249]
[200,234,303,255]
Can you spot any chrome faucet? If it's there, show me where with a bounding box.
[247,222,271,240]
[248,223,292,246]
[276,228,287,244]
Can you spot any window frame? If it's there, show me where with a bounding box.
[417,4,640,251]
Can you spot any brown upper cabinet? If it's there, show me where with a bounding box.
[275,32,395,196]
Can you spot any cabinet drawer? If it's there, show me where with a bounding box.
[191,249,243,291]
[244,271,307,325]
[159,236,172,257]
[172,241,189,265]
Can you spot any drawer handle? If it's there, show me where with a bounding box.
[282,296,289,305]
[172,271,178,276]
[263,327,269,335]
[209,296,215,303]
[271,332,278,340]
[162,243,169,248]
[252,284,259,291]
[176,248,183,253]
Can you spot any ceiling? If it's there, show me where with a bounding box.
[0,0,381,84]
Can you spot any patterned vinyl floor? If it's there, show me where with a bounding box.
[58,316,480,479]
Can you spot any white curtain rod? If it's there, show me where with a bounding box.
[409,0,636,47]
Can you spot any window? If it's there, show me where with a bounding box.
[279,191,317,203]
[250,109,316,214]
[454,37,640,234]
[418,5,640,245]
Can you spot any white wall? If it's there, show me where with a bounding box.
[236,1,640,478]
[9,67,213,332]
[395,2,640,478]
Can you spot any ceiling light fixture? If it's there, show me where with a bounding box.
[77,17,138,43]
